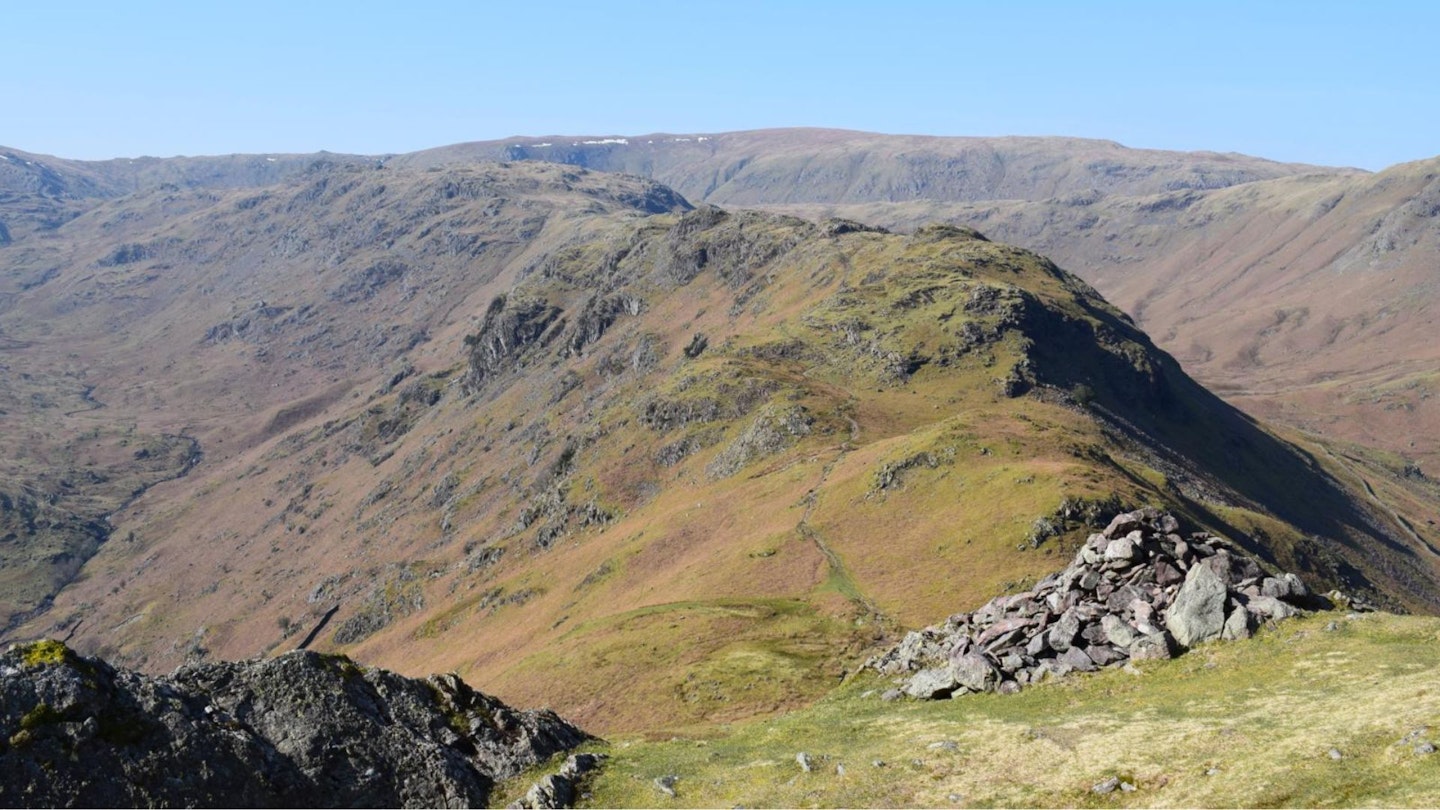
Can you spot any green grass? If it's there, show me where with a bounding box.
[565,612,1440,808]
[498,597,857,734]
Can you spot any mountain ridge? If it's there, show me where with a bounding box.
[11,129,1413,477]
[390,128,1357,206]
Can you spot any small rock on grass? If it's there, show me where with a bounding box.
[1328,748,1344,760]
[653,775,678,797]
[927,740,959,752]
[1416,742,1436,755]
[560,752,607,780]
[796,752,814,772]
[1397,727,1429,744]
[1092,776,1137,794]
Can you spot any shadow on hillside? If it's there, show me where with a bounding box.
[1024,294,1439,612]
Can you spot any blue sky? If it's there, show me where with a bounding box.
[7,1,1436,169]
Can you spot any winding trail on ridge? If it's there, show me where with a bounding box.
[794,401,889,626]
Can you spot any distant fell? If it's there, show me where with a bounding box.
[0,161,688,633]
[0,146,374,242]
[0,146,372,199]
[390,127,1355,205]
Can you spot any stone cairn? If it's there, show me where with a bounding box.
[870,508,1310,699]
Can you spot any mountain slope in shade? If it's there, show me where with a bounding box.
[390,128,1348,206]
[6,165,1433,736]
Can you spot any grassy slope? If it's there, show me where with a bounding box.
[564,612,1440,808]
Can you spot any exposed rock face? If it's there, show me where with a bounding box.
[462,293,566,393]
[870,509,1310,698]
[0,641,587,808]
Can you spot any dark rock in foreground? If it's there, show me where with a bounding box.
[870,509,1310,698]
[0,642,587,808]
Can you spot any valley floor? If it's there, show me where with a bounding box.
[514,612,1440,808]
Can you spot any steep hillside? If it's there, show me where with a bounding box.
[757,158,1440,475]
[8,172,1433,736]
[391,128,1343,206]
[0,161,688,632]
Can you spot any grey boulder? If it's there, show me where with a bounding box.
[1166,561,1229,647]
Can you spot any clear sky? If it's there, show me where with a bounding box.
[7,0,1436,169]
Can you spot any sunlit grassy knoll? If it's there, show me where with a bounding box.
[565,612,1440,808]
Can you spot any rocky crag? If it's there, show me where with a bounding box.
[871,509,1315,698]
[0,641,587,808]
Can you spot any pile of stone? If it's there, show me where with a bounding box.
[870,508,1310,699]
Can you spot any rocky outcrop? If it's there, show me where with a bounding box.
[508,752,608,809]
[705,404,814,479]
[462,294,565,393]
[0,641,587,808]
[870,509,1310,698]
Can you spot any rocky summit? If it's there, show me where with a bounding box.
[870,509,1313,698]
[0,641,586,808]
